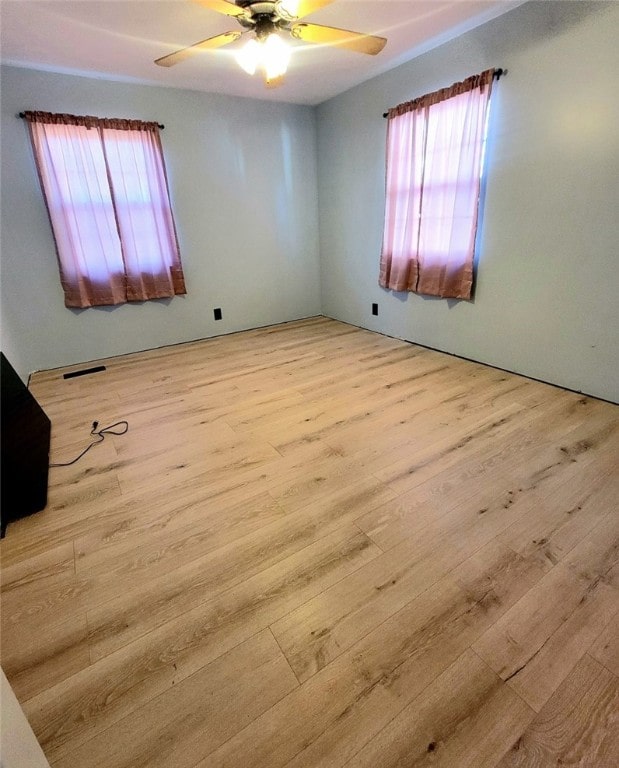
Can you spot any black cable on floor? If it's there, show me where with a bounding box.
[49,420,129,467]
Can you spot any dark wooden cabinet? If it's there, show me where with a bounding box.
[1,353,51,537]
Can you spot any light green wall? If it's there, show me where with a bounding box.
[0,67,321,379]
[317,1,619,403]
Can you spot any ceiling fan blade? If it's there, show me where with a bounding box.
[192,0,247,17]
[291,22,387,55]
[277,0,335,20]
[154,31,241,67]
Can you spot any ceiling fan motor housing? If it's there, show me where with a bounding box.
[235,1,295,31]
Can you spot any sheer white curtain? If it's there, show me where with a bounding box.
[102,126,185,302]
[25,112,185,308]
[379,70,494,299]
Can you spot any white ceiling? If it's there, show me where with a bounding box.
[0,0,523,106]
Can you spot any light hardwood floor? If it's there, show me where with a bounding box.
[1,316,618,768]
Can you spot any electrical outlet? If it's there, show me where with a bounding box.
[372,303,378,316]
[214,308,222,321]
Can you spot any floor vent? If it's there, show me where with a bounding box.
[63,365,106,380]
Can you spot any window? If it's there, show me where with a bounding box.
[379,69,495,300]
[24,111,186,308]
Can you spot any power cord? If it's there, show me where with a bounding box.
[49,420,129,467]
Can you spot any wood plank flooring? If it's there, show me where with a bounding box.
[1,316,618,768]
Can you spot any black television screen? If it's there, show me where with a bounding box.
[1,353,51,536]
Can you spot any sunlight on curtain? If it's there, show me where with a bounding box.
[102,127,184,301]
[24,112,185,308]
[28,121,127,305]
[379,70,494,300]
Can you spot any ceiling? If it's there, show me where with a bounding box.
[0,0,523,106]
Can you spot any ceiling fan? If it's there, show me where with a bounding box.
[155,0,387,86]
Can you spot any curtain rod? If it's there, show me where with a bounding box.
[382,67,506,118]
[18,112,165,129]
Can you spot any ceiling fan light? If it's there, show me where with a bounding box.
[262,33,290,80]
[235,38,260,75]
